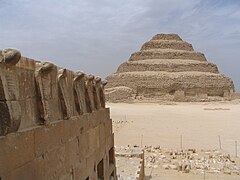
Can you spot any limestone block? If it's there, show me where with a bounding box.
[36,146,66,180]
[3,161,35,180]
[0,130,34,174]
[73,161,89,180]
[0,101,21,136]
[62,115,89,142]
[174,90,185,101]
[99,108,111,122]
[73,72,88,115]
[106,133,115,152]
[17,57,37,100]
[0,72,20,101]
[33,156,47,180]
[197,93,208,99]
[0,49,39,135]
[99,123,106,147]
[18,98,39,130]
[94,77,102,110]
[88,111,101,129]
[105,119,113,139]
[87,154,99,179]
[58,173,74,180]
[95,126,102,150]
[100,80,108,108]
[64,138,80,172]
[88,127,99,154]
[0,61,21,135]
[85,75,96,112]
[78,132,89,158]
[34,121,65,157]
[58,68,77,119]
[35,62,62,123]
[58,68,71,119]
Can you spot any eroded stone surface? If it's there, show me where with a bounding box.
[141,40,194,51]
[117,60,219,74]
[94,77,103,110]
[0,49,108,135]
[35,62,62,123]
[85,75,96,112]
[58,68,77,119]
[0,49,21,65]
[106,34,235,102]
[0,50,41,135]
[73,71,88,115]
[0,48,116,180]
[100,80,108,108]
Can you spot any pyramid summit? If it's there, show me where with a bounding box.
[105,34,235,102]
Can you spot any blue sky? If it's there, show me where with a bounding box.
[0,0,239,91]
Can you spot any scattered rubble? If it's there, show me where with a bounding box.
[113,119,132,132]
[115,146,145,180]
[144,146,240,176]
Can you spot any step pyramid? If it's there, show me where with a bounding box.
[105,34,235,102]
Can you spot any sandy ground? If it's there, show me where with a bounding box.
[107,100,240,179]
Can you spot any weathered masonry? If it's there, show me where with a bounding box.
[106,34,235,102]
[0,49,117,180]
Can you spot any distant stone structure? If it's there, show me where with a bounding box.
[0,49,117,180]
[106,34,235,102]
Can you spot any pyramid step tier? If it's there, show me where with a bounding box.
[105,33,235,102]
[152,34,183,41]
[129,49,206,61]
[106,71,234,97]
[141,40,194,51]
[117,59,219,73]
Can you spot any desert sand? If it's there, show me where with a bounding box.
[108,100,240,179]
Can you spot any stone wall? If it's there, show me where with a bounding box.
[0,49,117,180]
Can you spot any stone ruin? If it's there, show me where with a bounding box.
[105,34,235,102]
[115,146,145,180]
[144,146,240,176]
[0,49,117,180]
